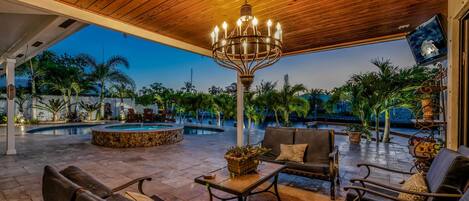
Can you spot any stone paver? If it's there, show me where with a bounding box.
[0,125,413,201]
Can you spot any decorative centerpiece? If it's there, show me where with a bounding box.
[224,145,269,176]
[408,135,442,172]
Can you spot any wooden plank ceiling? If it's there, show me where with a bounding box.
[54,0,447,55]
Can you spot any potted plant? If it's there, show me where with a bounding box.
[224,145,270,176]
[345,124,367,144]
[420,94,434,120]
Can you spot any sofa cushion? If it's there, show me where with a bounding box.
[294,129,333,164]
[43,165,82,201]
[426,149,469,196]
[276,144,308,163]
[263,127,295,156]
[60,166,113,198]
[458,146,469,158]
[398,173,428,201]
[76,189,106,201]
[285,162,330,175]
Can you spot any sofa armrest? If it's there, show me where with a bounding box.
[329,146,339,159]
[350,178,463,198]
[111,176,152,195]
[357,163,414,179]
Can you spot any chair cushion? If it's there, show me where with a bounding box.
[259,152,284,164]
[60,166,113,198]
[275,144,308,163]
[460,190,469,201]
[76,190,106,201]
[398,173,428,201]
[263,127,295,156]
[106,194,133,201]
[294,129,333,164]
[42,165,82,201]
[426,149,469,196]
[124,192,153,201]
[458,146,469,158]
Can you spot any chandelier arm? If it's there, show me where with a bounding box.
[251,42,273,73]
[213,51,239,71]
[222,48,244,73]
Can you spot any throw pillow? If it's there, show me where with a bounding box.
[398,173,428,201]
[124,191,153,201]
[275,144,308,164]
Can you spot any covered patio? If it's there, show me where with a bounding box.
[1,0,468,201]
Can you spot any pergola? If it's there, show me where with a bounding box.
[1,0,465,154]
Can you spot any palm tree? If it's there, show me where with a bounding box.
[79,101,100,121]
[110,82,135,121]
[78,54,132,120]
[35,99,67,122]
[181,82,196,93]
[307,88,324,119]
[276,75,309,126]
[16,51,56,119]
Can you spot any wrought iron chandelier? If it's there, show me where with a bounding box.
[210,0,283,90]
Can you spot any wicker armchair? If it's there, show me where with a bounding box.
[344,148,469,201]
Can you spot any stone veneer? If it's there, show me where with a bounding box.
[91,125,183,148]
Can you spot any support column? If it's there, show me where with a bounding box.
[236,73,244,147]
[5,58,16,155]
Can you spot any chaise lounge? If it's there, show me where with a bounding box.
[43,165,163,201]
[259,127,340,200]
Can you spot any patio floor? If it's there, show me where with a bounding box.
[0,124,414,201]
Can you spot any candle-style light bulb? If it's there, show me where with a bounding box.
[267,19,272,36]
[243,41,248,54]
[252,17,258,36]
[214,26,219,42]
[236,19,242,34]
[276,23,281,31]
[222,21,228,38]
[210,31,215,45]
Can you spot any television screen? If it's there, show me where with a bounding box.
[406,15,447,65]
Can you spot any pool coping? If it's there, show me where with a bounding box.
[91,123,184,133]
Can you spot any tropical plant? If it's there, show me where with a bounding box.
[110,82,135,121]
[16,51,56,119]
[307,88,325,119]
[15,88,32,114]
[35,99,66,122]
[275,75,309,126]
[79,101,101,121]
[78,54,132,120]
[181,81,196,93]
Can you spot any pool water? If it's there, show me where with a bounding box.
[106,125,172,131]
[28,124,223,135]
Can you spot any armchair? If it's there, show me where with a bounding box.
[344,148,469,201]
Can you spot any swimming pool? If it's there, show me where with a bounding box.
[27,124,224,136]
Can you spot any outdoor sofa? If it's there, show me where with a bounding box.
[344,148,469,201]
[42,165,163,201]
[259,127,340,200]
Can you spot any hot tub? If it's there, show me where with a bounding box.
[91,123,183,148]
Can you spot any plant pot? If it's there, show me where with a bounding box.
[421,98,433,120]
[347,131,362,144]
[224,155,259,176]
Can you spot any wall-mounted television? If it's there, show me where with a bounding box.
[406,14,447,66]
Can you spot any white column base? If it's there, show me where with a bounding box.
[6,149,17,155]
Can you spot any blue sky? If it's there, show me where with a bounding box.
[49,25,416,91]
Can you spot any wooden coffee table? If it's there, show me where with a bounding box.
[194,161,285,201]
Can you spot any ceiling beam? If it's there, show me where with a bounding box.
[8,0,212,57]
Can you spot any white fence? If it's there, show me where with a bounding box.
[0,94,143,121]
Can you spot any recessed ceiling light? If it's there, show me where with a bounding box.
[398,24,410,30]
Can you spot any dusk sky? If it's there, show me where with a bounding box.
[49,25,417,91]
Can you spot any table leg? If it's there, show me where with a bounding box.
[273,174,281,201]
[237,196,244,201]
